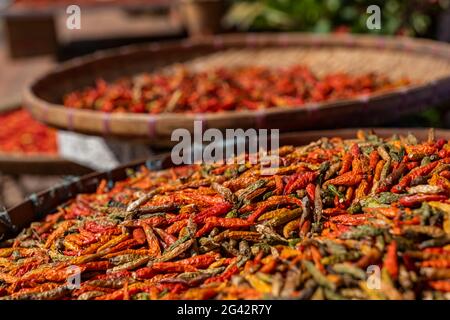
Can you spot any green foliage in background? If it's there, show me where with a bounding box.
[224,0,450,37]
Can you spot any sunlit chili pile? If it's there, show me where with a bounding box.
[0,109,57,155]
[63,65,410,113]
[1,130,449,300]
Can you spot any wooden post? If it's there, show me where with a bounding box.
[178,0,226,38]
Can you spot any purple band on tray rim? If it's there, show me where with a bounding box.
[67,109,75,131]
[311,36,323,48]
[344,36,356,48]
[429,44,438,56]
[213,37,224,49]
[147,115,157,138]
[102,113,111,135]
[245,34,258,48]
[277,34,290,47]
[41,104,49,123]
[398,39,406,51]
[376,38,386,50]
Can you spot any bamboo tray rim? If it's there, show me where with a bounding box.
[2,127,450,238]
[25,33,450,120]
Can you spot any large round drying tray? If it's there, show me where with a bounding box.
[24,33,450,147]
[2,127,449,238]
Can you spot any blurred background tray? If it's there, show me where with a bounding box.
[0,104,92,209]
[24,33,450,146]
[0,104,91,175]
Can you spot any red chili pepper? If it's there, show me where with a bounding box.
[81,261,110,271]
[392,161,439,193]
[196,217,253,237]
[154,228,177,246]
[377,163,407,193]
[193,203,232,224]
[339,153,353,175]
[399,194,447,207]
[384,241,398,280]
[299,220,311,237]
[132,228,146,245]
[420,259,450,268]
[283,171,318,194]
[166,220,188,235]
[428,280,450,292]
[247,196,303,222]
[350,143,360,158]
[406,144,438,160]
[440,170,450,180]
[306,183,316,203]
[326,171,363,187]
[259,259,277,274]
[174,252,220,269]
[274,175,284,195]
[435,138,447,149]
[330,213,373,225]
[406,161,419,170]
[205,265,239,284]
[369,150,380,171]
[322,208,348,216]
[438,149,450,159]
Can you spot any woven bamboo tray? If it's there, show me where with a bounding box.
[24,33,450,147]
[2,127,449,238]
[0,105,91,175]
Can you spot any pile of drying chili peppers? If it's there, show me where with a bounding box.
[1,130,449,300]
[63,65,410,113]
[0,109,57,155]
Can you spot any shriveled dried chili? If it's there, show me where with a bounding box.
[0,130,449,300]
